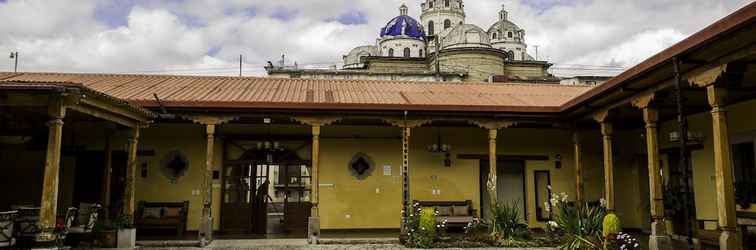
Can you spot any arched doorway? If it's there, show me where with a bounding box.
[220,148,312,235]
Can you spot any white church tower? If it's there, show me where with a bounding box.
[420,0,466,37]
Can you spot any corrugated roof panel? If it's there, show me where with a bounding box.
[0,72,595,111]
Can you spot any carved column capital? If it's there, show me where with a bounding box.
[469,119,517,130]
[688,64,727,88]
[383,118,431,128]
[631,92,656,109]
[593,109,614,123]
[293,117,342,127]
[186,115,238,126]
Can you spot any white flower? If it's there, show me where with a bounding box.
[548,221,558,228]
[547,185,552,190]
[544,201,551,212]
[599,198,607,208]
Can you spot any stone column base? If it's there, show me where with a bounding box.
[720,230,741,250]
[649,235,673,250]
[198,215,213,247]
[649,221,673,250]
[308,217,320,244]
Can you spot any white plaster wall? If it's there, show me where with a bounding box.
[379,38,427,58]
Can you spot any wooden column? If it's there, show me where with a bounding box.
[186,116,236,246]
[401,127,411,235]
[123,127,140,223]
[199,124,215,244]
[573,132,585,202]
[469,120,517,206]
[707,86,740,250]
[602,122,615,212]
[309,125,321,242]
[636,103,666,223]
[488,129,498,204]
[101,131,113,218]
[383,118,430,239]
[292,117,341,244]
[37,98,66,242]
[630,90,673,250]
[594,111,615,212]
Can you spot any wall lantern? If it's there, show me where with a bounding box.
[427,128,452,167]
[554,154,562,169]
[668,131,704,144]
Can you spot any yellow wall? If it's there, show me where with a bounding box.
[657,99,756,228]
[0,117,666,232]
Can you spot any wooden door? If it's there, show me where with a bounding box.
[220,162,256,233]
[281,163,312,234]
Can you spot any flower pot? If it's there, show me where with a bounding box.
[92,231,117,248]
[117,228,136,249]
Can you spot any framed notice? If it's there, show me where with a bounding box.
[383,165,392,176]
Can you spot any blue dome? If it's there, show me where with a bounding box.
[380,15,426,39]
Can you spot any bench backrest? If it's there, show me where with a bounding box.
[137,201,189,220]
[413,200,474,217]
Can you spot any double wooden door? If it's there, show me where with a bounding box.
[220,160,312,235]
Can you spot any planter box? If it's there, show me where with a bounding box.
[117,229,136,249]
[91,229,136,249]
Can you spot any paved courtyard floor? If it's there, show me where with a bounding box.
[138,239,558,250]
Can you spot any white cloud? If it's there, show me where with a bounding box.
[0,0,751,77]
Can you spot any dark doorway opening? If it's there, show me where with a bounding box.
[479,160,526,219]
[220,149,311,236]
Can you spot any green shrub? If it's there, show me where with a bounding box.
[489,201,529,240]
[405,204,447,248]
[552,200,606,250]
[602,214,621,237]
[464,218,491,243]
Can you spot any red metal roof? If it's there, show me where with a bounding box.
[0,73,591,113]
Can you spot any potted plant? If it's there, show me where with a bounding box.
[92,215,135,248]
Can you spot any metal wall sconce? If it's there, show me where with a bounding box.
[141,163,148,178]
[669,131,705,144]
[554,154,562,169]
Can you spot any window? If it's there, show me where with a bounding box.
[733,142,756,206]
[403,48,411,58]
[388,48,394,57]
[445,0,450,7]
[492,32,497,39]
[428,21,435,35]
[444,19,451,30]
[508,31,513,38]
[429,0,433,8]
[534,171,552,221]
[419,49,424,57]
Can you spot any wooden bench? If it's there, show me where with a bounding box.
[414,200,477,228]
[134,201,188,238]
[695,212,756,249]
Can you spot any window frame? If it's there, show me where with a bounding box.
[534,170,552,222]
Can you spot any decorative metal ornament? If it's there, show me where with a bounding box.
[348,152,375,180]
[161,151,189,183]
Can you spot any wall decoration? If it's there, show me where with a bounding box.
[161,151,189,183]
[349,152,375,180]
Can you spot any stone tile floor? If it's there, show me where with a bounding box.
[137,239,558,250]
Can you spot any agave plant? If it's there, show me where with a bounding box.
[553,202,606,250]
[488,200,529,240]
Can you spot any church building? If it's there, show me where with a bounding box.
[266,1,556,83]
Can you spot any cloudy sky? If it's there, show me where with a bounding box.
[0,0,751,77]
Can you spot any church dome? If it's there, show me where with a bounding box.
[488,20,520,34]
[380,5,426,39]
[441,24,491,49]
